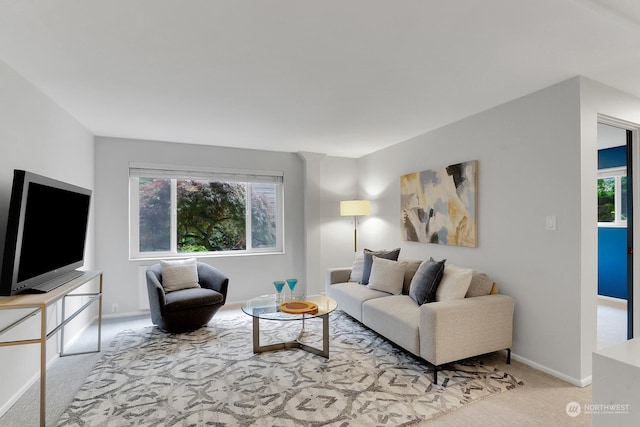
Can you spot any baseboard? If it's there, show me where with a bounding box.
[221,302,243,310]
[102,303,243,320]
[102,310,149,320]
[511,352,592,387]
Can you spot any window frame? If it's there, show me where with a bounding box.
[129,162,284,260]
[597,166,627,228]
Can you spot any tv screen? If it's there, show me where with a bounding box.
[0,170,92,296]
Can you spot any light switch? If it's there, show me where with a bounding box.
[546,215,556,231]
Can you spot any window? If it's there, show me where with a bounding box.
[129,163,283,259]
[598,167,627,226]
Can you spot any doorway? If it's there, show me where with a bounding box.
[597,121,635,348]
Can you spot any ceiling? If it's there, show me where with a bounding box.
[1,0,640,158]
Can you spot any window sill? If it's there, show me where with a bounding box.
[598,223,628,228]
[129,250,285,262]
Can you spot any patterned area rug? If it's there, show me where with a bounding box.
[57,311,522,426]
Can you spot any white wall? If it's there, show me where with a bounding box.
[1,67,634,420]
[579,77,640,380]
[319,156,359,280]
[94,137,305,314]
[316,77,640,386]
[297,152,326,296]
[354,78,588,384]
[0,60,94,415]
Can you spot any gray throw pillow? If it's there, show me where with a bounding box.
[408,258,446,305]
[360,248,401,285]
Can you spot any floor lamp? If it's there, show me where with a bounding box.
[340,200,370,252]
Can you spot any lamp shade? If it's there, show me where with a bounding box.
[340,200,370,216]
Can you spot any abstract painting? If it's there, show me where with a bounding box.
[401,160,477,247]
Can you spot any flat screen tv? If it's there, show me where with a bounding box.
[0,170,92,296]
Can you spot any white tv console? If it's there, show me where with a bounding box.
[0,270,103,426]
[592,338,640,426]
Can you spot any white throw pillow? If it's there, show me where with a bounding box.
[367,257,407,295]
[160,258,201,292]
[435,265,473,301]
[349,251,365,282]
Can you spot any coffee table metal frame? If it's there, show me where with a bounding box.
[242,295,337,358]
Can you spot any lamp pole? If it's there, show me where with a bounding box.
[353,216,358,252]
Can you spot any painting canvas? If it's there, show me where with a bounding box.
[401,160,477,247]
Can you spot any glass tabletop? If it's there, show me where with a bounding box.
[242,294,337,321]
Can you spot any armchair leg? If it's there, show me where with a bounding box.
[506,348,511,364]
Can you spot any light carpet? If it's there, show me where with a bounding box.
[56,311,522,426]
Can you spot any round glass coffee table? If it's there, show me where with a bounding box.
[242,294,338,358]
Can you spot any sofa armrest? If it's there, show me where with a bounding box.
[326,267,352,286]
[419,294,514,366]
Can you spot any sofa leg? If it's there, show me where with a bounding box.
[506,348,511,364]
[433,365,438,385]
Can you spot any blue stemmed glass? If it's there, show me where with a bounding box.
[273,281,285,303]
[286,278,298,300]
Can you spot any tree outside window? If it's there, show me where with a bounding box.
[131,167,282,258]
[176,180,247,252]
[597,168,627,226]
[139,178,171,252]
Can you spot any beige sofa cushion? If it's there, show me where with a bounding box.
[465,271,497,297]
[327,282,388,322]
[367,257,407,295]
[361,248,401,284]
[436,265,473,302]
[362,295,421,356]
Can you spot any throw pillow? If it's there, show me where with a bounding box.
[402,259,423,295]
[408,258,446,305]
[367,257,407,295]
[436,265,473,301]
[465,271,496,298]
[360,248,401,285]
[349,251,365,282]
[160,258,201,292]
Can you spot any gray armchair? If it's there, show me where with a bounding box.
[146,262,229,333]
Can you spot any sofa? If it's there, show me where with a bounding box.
[326,251,514,383]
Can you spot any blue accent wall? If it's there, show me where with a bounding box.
[598,146,626,169]
[598,227,627,300]
[598,145,627,300]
